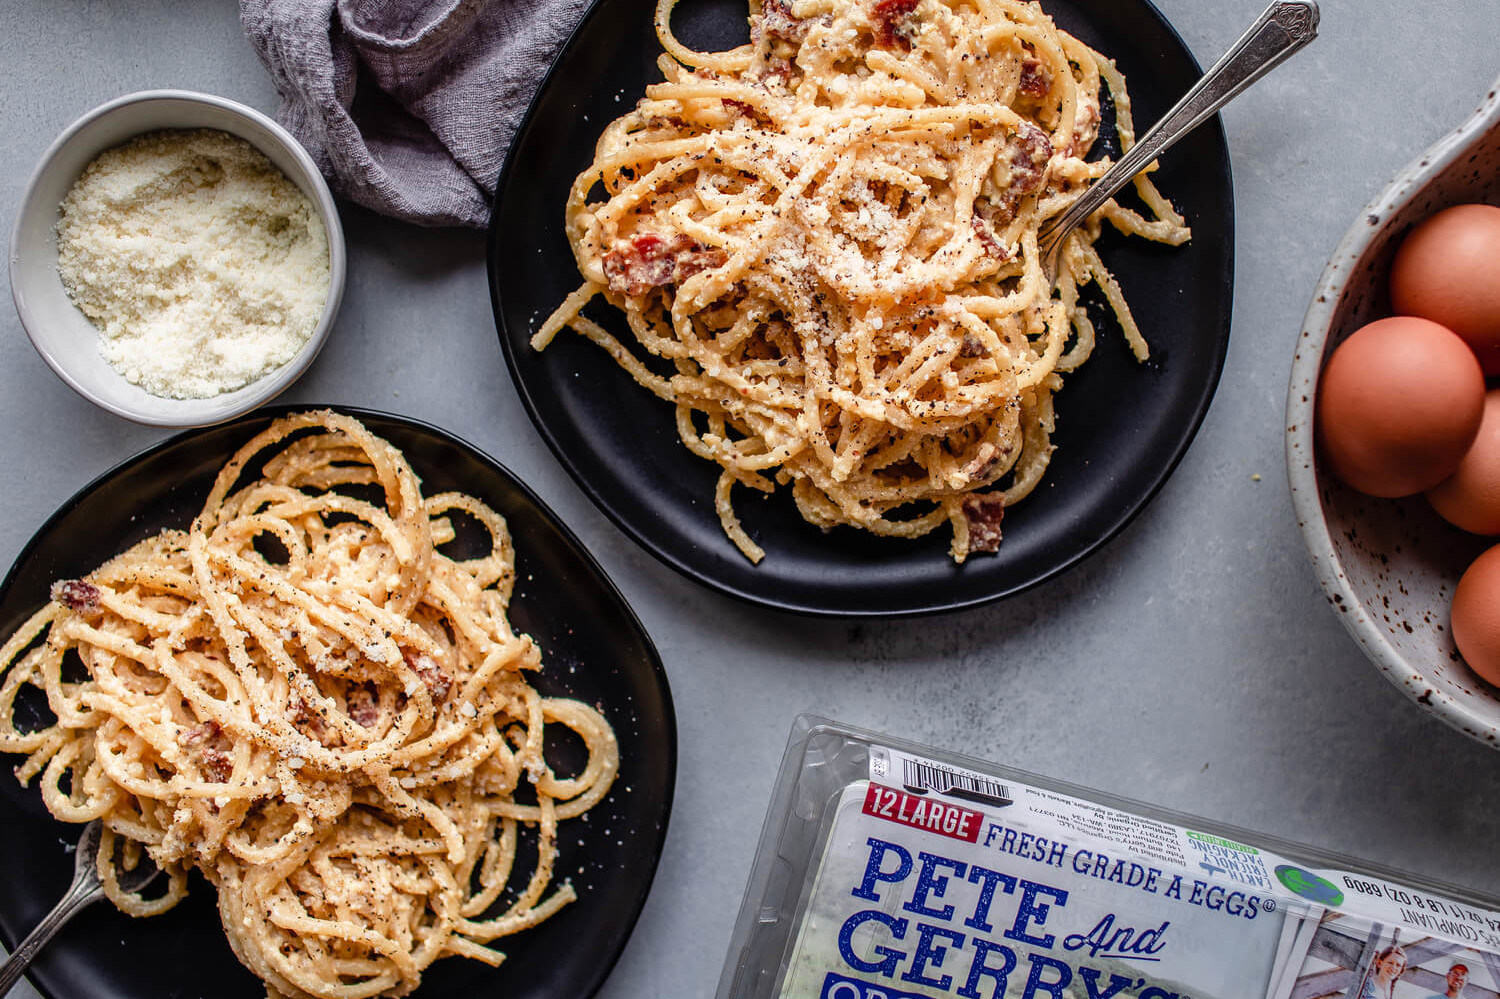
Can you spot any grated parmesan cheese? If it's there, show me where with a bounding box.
[56,128,330,399]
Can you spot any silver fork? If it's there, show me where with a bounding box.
[0,821,161,997]
[1038,0,1321,280]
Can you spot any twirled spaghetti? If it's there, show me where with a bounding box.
[0,411,618,999]
[536,0,1190,562]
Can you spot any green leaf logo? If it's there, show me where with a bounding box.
[1274,865,1345,906]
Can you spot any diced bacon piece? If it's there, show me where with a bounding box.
[971,215,1008,259]
[675,242,729,282]
[347,683,381,729]
[177,721,232,783]
[723,98,768,125]
[199,749,231,783]
[1019,57,1050,98]
[973,196,1005,230]
[178,720,221,748]
[1070,91,1101,155]
[603,234,673,294]
[403,649,452,703]
[960,442,1009,482]
[602,234,727,296]
[290,694,335,745]
[1008,120,1053,196]
[980,121,1054,227]
[872,0,920,50]
[50,579,101,615]
[759,0,810,42]
[961,493,1005,553]
[758,56,795,87]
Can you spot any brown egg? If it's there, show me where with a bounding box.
[1390,203,1500,374]
[1452,544,1500,687]
[1428,389,1500,534]
[1316,316,1485,497]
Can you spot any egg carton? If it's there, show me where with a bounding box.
[717,717,1500,999]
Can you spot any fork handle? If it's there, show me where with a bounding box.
[0,875,104,996]
[1039,0,1320,257]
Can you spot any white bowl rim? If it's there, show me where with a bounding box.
[1286,74,1500,746]
[7,88,347,428]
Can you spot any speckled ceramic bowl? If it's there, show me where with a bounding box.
[1287,75,1500,748]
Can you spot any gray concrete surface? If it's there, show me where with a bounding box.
[1,1,1497,996]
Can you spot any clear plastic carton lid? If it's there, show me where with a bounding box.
[717,716,1500,999]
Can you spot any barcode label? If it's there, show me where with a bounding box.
[901,758,1011,807]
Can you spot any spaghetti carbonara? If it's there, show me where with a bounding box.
[536,0,1189,562]
[0,411,618,999]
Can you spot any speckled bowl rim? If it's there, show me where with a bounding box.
[1286,75,1500,746]
[8,89,347,428]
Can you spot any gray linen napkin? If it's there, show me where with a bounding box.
[241,0,587,228]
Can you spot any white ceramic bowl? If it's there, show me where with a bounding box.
[9,90,346,427]
[1287,75,1500,748]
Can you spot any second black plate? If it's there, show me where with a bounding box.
[0,406,675,999]
[489,0,1234,617]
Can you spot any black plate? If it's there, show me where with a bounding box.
[0,405,675,999]
[489,0,1234,617]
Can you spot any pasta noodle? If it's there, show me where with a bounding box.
[0,411,619,999]
[536,0,1190,562]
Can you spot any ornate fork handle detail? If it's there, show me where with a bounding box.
[1271,1,1319,42]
